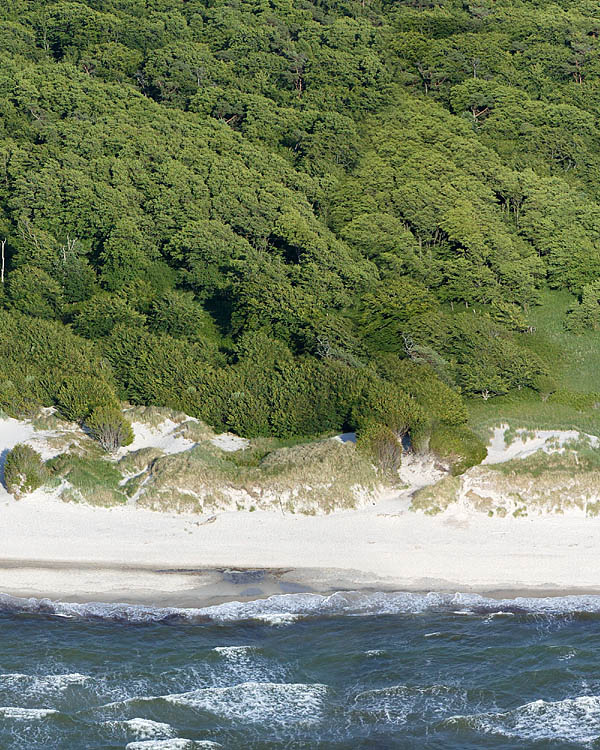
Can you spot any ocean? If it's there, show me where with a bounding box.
[1,590,600,749]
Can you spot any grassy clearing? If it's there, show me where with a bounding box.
[524,289,600,392]
[467,289,600,438]
[468,390,600,440]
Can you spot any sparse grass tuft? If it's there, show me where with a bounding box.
[410,476,461,515]
[119,447,164,475]
[123,405,192,428]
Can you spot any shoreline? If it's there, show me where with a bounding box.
[3,487,600,607]
[3,558,600,608]
[3,485,600,607]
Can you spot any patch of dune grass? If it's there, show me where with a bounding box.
[136,438,378,514]
[410,476,461,515]
[123,405,191,427]
[47,452,126,506]
[493,442,600,477]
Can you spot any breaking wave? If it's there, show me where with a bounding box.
[0,706,58,719]
[3,590,600,624]
[125,741,220,750]
[122,718,174,741]
[164,681,328,725]
[445,695,600,743]
[0,672,90,699]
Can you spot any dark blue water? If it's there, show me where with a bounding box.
[2,591,600,749]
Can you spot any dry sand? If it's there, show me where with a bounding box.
[2,419,600,605]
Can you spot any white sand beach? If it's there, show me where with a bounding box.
[1,476,600,605]
[1,417,600,605]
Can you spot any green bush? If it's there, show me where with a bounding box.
[3,444,47,499]
[351,377,424,435]
[0,375,42,418]
[48,452,127,506]
[85,406,134,452]
[565,280,600,333]
[55,376,119,423]
[70,293,146,339]
[377,357,467,426]
[428,424,487,476]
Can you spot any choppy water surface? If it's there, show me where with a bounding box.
[2,591,600,749]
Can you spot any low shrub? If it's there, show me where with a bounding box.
[55,375,119,423]
[3,444,47,498]
[85,406,134,452]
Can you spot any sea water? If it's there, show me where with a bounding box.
[1,591,600,749]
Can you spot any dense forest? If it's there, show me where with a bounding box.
[0,0,599,466]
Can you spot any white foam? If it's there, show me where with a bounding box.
[213,645,256,656]
[125,741,220,749]
[253,613,300,626]
[0,672,89,697]
[212,645,260,674]
[211,643,287,683]
[447,695,600,743]
[124,718,174,740]
[0,706,58,719]
[125,741,197,750]
[5,590,600,624]
[354,683,461,724]
[165,681,327,725]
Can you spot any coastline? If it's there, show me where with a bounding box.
[3,488,600,607]
[2,559,600,608]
